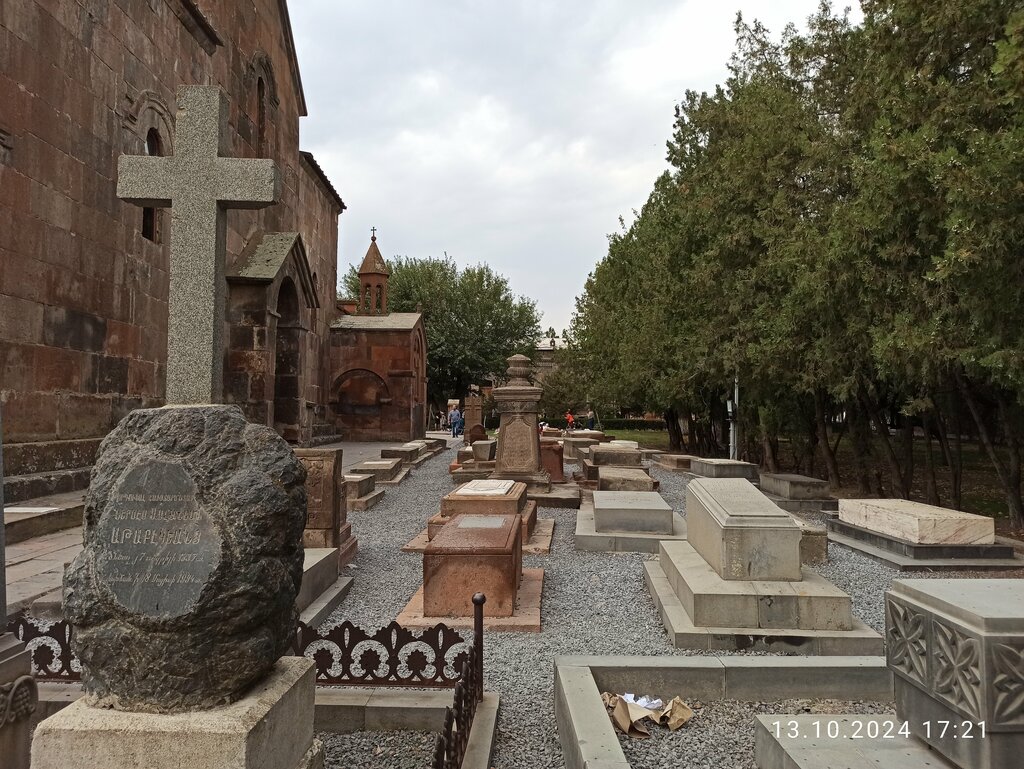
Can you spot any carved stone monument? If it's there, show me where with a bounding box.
[0,407,37,769]
[490,355,550,491]
[31,85,322,769]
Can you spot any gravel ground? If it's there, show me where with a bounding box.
[319,450,1021,768]
[321,730,436,768]
[619,698,896,769]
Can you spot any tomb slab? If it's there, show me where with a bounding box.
[759,473,830,500]
[592,491,673,535]
[689,457,759,481]
[686,478,802,582]
[840,499,995,545]
[597,467,656,492]
[423,514,522,617]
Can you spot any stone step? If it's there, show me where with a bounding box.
[3,466,92,505]
[3,438,102,476]
[6,527,84,617]
[643,560,883,655]
[658,540,854,631]
[4,490,86,545]
[298,575,353,628]
[296,548,340,613]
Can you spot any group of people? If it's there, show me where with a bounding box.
[564,407,596,431]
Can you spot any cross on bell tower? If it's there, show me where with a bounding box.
[357,229,390,315]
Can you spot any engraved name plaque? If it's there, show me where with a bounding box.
[95,460,221,619]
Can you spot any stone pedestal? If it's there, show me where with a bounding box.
[437,480,536,540]
[32,657,322,769]
[540,442,565,482]
[0,634,35,769]
[686,478,802,581]
[423,514,522,617]
[840,499,995,545]
[887,579,1024,769]
[294,447,356,566]
[759,473,830,500]
[563,437,599,461]
[689,457,759,481]
[472,440,497,461]
[593,491,672,534]
[489,355,550,491]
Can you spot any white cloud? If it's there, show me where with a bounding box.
[290,1,861,331]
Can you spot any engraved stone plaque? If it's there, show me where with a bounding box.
[455,480,515,496]
[95,461,221,619]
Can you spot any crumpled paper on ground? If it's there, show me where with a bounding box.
[601,692,695,737]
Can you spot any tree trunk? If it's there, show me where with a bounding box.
[849,401,874,494]
[998,395,1024,529]
[860,388,907,498]
[933,406,962,509]
[955,370,1024,527]
[901,416,915,499]
[923,411,940,505]
[814,389,842,488]
[664,407,683,451]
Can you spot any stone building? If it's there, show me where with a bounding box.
[330,236,428,442]
[0,0,426,502]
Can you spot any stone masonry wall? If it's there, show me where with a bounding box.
[0,0,342,495]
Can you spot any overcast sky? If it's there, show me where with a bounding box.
[290,1,860,334]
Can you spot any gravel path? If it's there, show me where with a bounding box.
[319,451,1021,768]
[322,730,436,769]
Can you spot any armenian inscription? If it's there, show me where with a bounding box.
[96,461,221,619]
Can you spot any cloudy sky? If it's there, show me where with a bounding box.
[290,1,859,334]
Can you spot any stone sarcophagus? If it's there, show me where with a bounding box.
[886,579,1024,769]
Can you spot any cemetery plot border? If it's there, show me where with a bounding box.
[8,596,488,692]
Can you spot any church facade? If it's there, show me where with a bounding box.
[0,1,426,502]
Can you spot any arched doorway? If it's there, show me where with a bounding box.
[333,368,390,439]
[274,277,303,441]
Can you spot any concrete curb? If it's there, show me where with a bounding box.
[553,655,892,769]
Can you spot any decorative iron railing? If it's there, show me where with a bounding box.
[7,615,79,682]
[432,594,486,769]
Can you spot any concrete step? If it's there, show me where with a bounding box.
[297,548,340,613]
[349,489,385,511]
[3,466,92,505]
[299,575,353,628]
[3,438,101,476]
[4,490,86,545]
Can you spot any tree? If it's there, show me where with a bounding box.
[341,257,541,407]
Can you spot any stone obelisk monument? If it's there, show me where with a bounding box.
[490,354,551,491]
[31,86,322,769]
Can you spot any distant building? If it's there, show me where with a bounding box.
[534,335,562,384]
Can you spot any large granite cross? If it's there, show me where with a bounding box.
[117,85,281,404]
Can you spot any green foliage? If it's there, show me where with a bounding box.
[567,0,1024,522]
[341,257,541,407]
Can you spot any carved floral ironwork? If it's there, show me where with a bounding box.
[8,616,80,681]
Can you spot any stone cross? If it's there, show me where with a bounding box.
[117,86,281,404]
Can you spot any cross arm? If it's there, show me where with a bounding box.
[117,155,177,207]
[213,158,281,209]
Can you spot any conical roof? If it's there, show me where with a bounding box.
[359,235,390,276]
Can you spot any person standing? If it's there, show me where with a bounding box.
[565,410,575,432]
[587,407,595,430]
[450,405,462,437]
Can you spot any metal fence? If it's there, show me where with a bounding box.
[432,594,485,769]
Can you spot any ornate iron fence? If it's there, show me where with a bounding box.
[7,615,79,681]
[432,594,486,769]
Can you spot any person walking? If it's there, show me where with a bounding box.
[587,407,595,430]
[565,410,575,432]
[450,406,462,438]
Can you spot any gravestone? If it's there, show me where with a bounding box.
[539,441,565,482]
[294,447,357,564]
[490,355,550,491]
[32,86,321,769]
[593,491,673,534]
[62,406,306,711]
[464,394,484,434]
[116,86,279,404]
[0,408,36,769]
[423,513,523,617]
[432,479,537,542]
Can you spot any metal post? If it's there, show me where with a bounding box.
[472,592,485,704]
[730,376,739,461]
